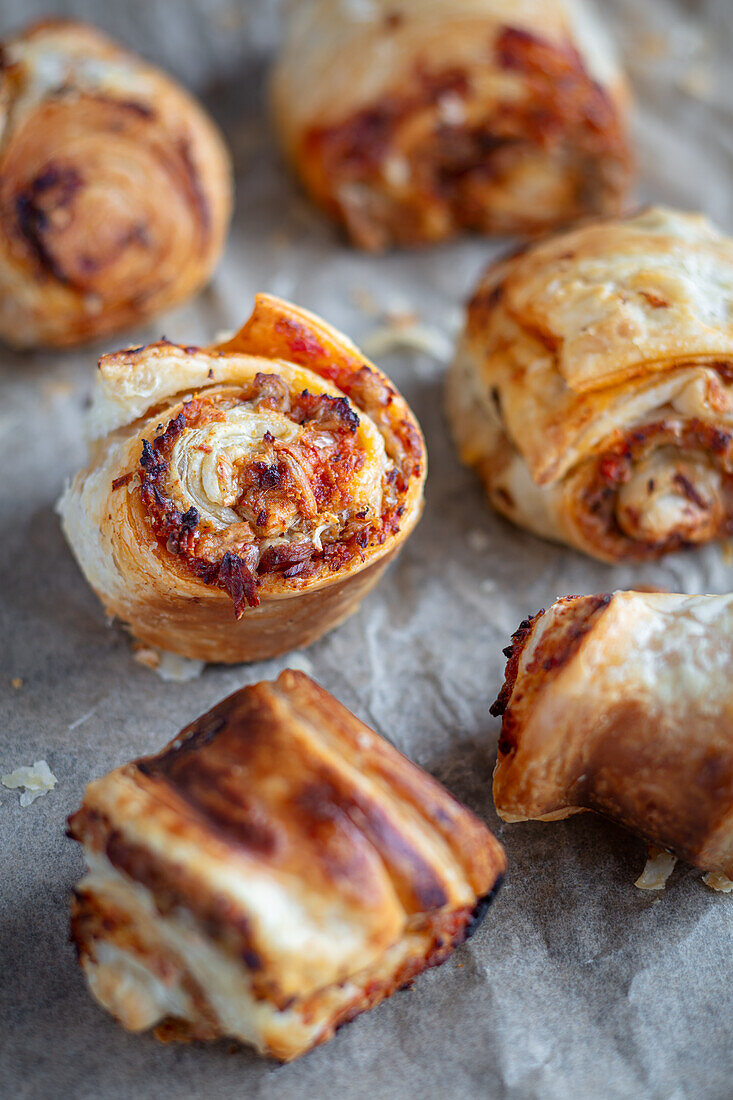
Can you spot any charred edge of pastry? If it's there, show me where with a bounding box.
[300,26,628,246]
[490,612,545,719]
[491,594,613,756]
[463,874,504,940]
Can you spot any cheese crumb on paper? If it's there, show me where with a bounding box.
[634,847,678,890]
[2,760,57,806]
[133,645,205,682]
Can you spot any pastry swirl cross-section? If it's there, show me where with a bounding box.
[68,670,506,1060]
[58,294,426,662]
[447,207,733,561]
[0,19,232,348]
[492,591,733,878]
[272,0,631,249]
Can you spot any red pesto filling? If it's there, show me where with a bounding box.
[302,26,627,233]
[124,372,408,615]
[575,419,733,557]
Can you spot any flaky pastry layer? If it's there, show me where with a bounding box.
[68,671,506,1060]
[447,207,733,561]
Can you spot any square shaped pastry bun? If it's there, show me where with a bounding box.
[68,671,506,1061]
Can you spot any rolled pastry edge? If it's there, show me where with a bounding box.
[492,591,733,877]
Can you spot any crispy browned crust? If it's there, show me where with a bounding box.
[0,19,232,348]
[492,592,733,875]
[296,25,631,249]
[69,671,506,1056]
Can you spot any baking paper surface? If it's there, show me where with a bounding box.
[2,1,733,1096]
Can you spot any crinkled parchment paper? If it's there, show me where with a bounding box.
[2,1,733,1097]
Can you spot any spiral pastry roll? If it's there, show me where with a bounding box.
[271,0,631,250]
[492,592,733,878]
[59,294,426,662]
[447,206,733,562]
[68,670,506,1060]
[0,19,232,348]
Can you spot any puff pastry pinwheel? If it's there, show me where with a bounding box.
[58,294,426,662]
[0,19,231,348]
[492,591,733,878]
[271,0,631,250]
[68,670,506,1060]
[447,206,733,562]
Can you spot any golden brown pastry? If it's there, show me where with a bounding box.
[0,19,232,348]
[68,670,506,1060]
[447,206,733,562]
[58,294,426,662]
[271,0,631,250]
[492,591,733,877]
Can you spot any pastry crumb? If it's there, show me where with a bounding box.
[676,65,713,100]
[2,760,57,806]
[636,31,669,60]
[635,846,677,890]
[467,529,490,553]
[702,871,733,893]
[350,287,381,316]
[133,645,205,682]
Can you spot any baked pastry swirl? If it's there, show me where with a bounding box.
[492,591,733,878]
[58,294,426,662]
[68,671,506,1060]
[447,207,733,562]
[272,0,631,250]
[0,19,232,348]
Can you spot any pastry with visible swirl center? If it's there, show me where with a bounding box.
[68,671,506,1060]
[0,19,232,348]
[447,206,733,562]
[58,294,426,662]
[272,0,631,250]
